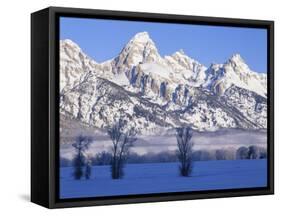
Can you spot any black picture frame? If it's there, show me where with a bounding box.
[31,6,274,208]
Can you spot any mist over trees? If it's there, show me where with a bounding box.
[192,150,213,161]
[176,127,194,177]
[236,147,249,159]
[60,145,267,168]
[61,145,267,170]
[94,151,112,165]
[236,145,267,159]
[107,119,137,179]
[63,129,266,180]
[72,135,93,180]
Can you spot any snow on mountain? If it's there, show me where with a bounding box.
[59,32,267,133]
[203,54,267,97]
[60,74,179,134]
[60,39,97,93]
[114,31,163,68]
[164,50,207,86]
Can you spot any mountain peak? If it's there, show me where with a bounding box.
[174,49,185,56]
[125,31,156,49]
[226,53,252,74]
[172,49,200,65]
[61,39,81,50]
[172,50,189,59]
[228,53,246,65]
[131,31,151,43]
[115,32,160,67]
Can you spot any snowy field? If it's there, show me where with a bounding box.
[60,159,267,199]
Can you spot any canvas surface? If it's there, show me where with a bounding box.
[59,17,268,199]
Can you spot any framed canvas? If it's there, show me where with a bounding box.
[31,6,274,208]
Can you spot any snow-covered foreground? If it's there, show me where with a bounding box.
[60,159,267,199]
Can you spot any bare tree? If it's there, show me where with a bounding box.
[215,149,227,160]
[236,146,249,160]
[85,157,92,180]
[107,119,137,179]
[176,127,193,177]
[248,145,260,159]
[94,151,112,165]
[72,135,93,180]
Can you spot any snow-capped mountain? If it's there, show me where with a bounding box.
[60,32,267,133]
[203,54,267,97]
[60,39,97,93]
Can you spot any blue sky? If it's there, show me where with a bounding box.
[60,17,267,73]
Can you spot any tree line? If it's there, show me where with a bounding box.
[70,119,194,180]
[68,119,266,180]
[62,145,266,167]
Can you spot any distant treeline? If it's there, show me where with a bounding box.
[60,145,267,167]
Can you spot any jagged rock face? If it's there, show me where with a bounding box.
[59,32,267,133]
[223,86,267,128]
[114,32,162,69]
[60,76,181,134]
[60,40,97,93]
[172,84,189,106]
[165,50,207,86]
[204,54,267,97]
